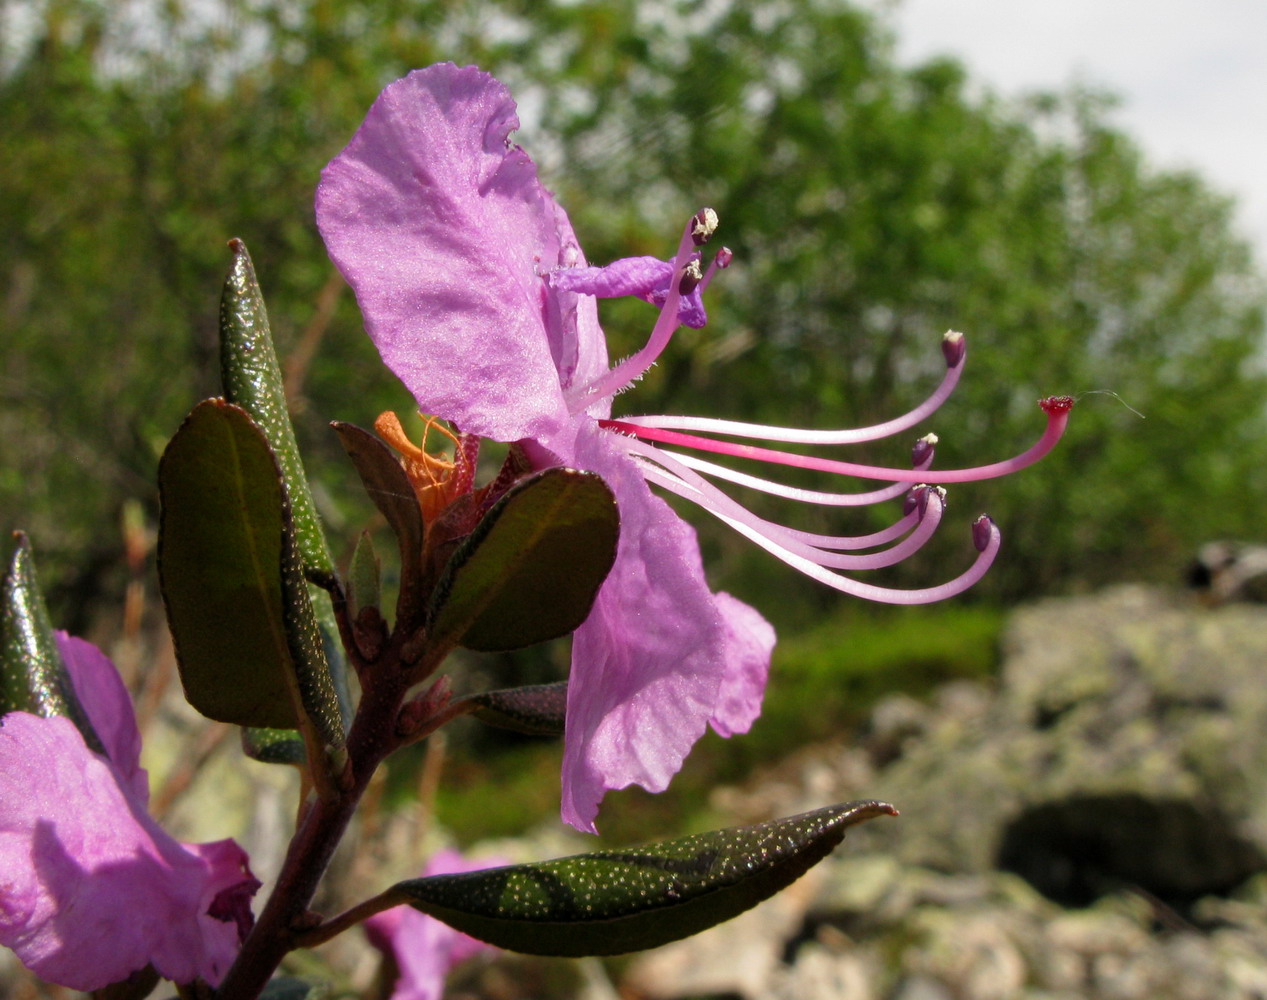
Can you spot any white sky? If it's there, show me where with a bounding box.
[879,0,1267,270]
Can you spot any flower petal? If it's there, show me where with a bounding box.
[560,425,735,833]
[317,63,573,441]
[54,631,148,805]
[549,254,709,328]
[707,593,774,738]
[0,714,257,990]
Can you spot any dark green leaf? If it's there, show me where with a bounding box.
[241,726,307,766]
[221,242,351,736]
[428,469,619,652]
[158,399,300,729]
[468,681,568,736]
[279,522,345,750]
[392,800,896,955]
[220,239,333,579]
[1,533,103,753]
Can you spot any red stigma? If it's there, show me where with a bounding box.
[1039,395,1075,415]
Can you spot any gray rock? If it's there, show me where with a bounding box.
[855,586,1267,910]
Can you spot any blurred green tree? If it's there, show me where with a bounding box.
[2,0,1262,625]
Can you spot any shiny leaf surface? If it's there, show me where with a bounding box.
[393,801,896,955]
[158,399,300,729]
[1,533,102,752]
[428,468,618,652]
[468,681,568,736]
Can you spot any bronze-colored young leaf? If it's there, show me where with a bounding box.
[347,531,382,619]
[392,801,896,955]
[332,421,424,595]
[1,533,103,753]
[158,399,300,729]
[427,468,619,652]
[467,681,568,736]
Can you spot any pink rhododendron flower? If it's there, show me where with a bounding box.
[365,849,501,1000]
[0,633,260,991]
[316,64,1070,832]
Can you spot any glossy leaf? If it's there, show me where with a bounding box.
[221,241,351,737]
[158,400,302,729]
[392,800,896,955]
[241,726,307,766]
[428,468,619,652]
[220,239,334,579]
[279,520,345,750]
[0,533,103,752]
[468,681,568,736]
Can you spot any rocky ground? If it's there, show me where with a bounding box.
[621,585,1267,1000]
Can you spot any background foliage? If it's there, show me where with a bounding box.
[3,0,1264,631]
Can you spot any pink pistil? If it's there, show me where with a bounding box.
[601,397,1072,485]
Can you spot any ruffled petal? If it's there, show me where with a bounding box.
[365,849,500,1000]
[54,631,148,804]
[317,63,573,442]
[560,425,731,833]
[707,593,774,738]
[545,199,609,397]
[549,254,709,329]
[0,714,257,990]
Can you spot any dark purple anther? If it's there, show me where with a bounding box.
[972,514,995,552]
[691,208,719,246]
[941,330,966,368]
[679,258,704,296]
[911,432,938,468]
[715,246,734,269]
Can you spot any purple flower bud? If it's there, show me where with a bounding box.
[941,330,965,368]
[691,208,719,246]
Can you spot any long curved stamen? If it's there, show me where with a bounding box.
[629,438,940,558]
[619,331,967,445]
[661,436,933,506]
[603,396,1073,484]
[717,509,1002,605]
[642,456,948,570]
[567,218,700,409]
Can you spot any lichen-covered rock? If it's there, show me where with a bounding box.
[859,585,1267,908]
[639,585,1267,1000]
